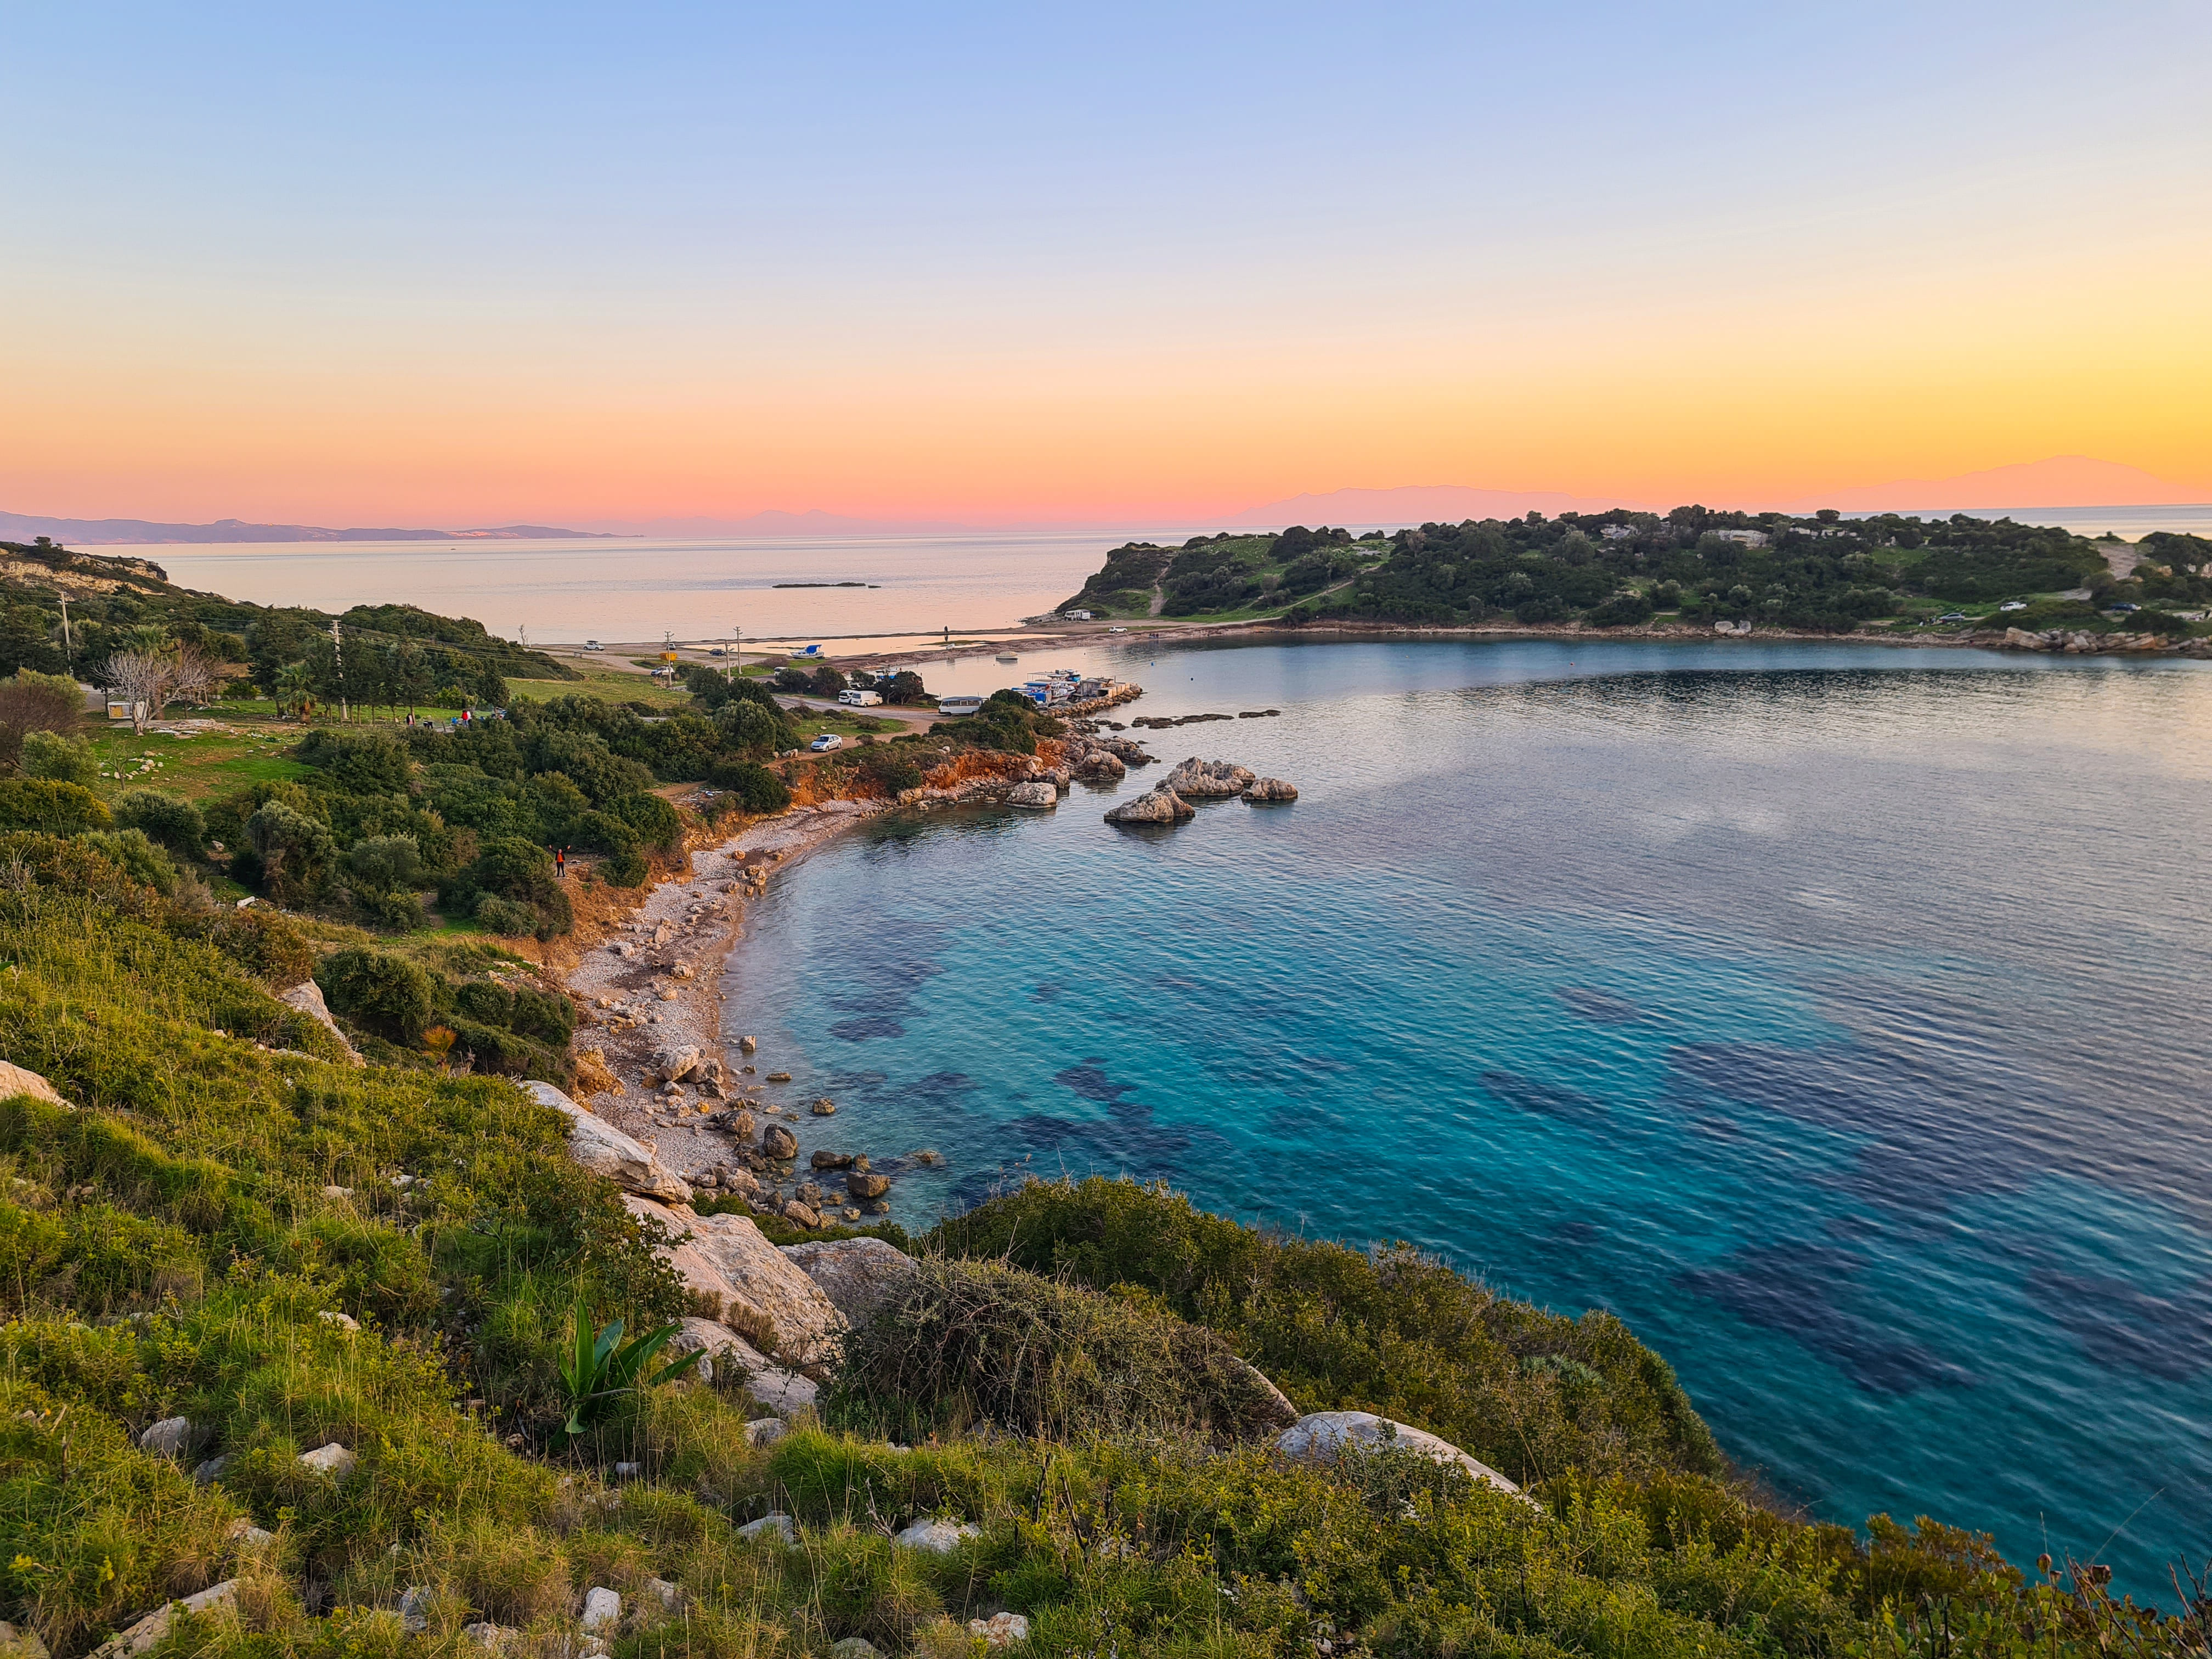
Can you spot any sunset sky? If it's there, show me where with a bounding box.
[5,2,2208,528]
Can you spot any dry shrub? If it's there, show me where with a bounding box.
[829,1256,1293,1444]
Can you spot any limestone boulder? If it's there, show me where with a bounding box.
[524,1081,691,1204]
[894,1519,979,1554]
[781,1238,918,1325]
[622,1198,846,1365]
[760,1124,799,1160]
[1072,749,1126,782]
[664,1317,820,1415]
[277,981,366,1065]
[1242,777,1298,803]
[1103,787,1194,826]
[1275,1412,1526,1501]
[88,1582,238,1659]
[0,1060,68,1109]
[1007,781,1058,810]
[1162,758,1254,798]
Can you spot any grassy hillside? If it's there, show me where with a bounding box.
[0,539,576,702]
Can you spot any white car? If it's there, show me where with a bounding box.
[808,734,843,753]
[1997,601,2027,613]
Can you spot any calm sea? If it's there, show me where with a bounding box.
[143,503,2212,648]
[725,636,2211,1594]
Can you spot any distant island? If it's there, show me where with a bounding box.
[0,509,620,546]
[1056,507,2211,645]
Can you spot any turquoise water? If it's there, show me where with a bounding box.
[724,638,2212,1590]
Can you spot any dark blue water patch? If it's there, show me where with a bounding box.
[2035,1270,2212,1381]
[828,1014,906,1041]
[1030,981,1064,1003]
[1561,988,1644,1024]
[1477,1069,1612,1131]
[1055,1058,1139,1108]
[1677,1243,1977,1396]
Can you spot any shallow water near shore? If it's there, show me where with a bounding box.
[724,637,2212,1592]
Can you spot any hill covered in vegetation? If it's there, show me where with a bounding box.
[1058,514,2211,637]
[0,539,574,707]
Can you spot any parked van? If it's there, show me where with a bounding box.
[838,688,883,707]
[936,695,985,716]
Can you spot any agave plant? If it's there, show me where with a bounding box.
[557,1297,704,1438]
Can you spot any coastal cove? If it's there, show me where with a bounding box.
[717,636,2212,1594]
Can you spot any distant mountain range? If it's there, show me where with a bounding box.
[7,456,2200,548]
[0,511,617,546]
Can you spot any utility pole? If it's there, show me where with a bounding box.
[331,619,347,722]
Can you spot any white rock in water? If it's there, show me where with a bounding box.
[1275,1412,1527,1500]
[894,1519,979,1554]
[1006,781,1058,810]
[738,1513,795,1544]
[138,1416,193,1458]
[1103,786,1194,825]
[298,1442,357,1476]
[1162,757,1254,798]
[526,1081,691,1204]
[580,1588,622,1634]
[968,1612,1031,1647]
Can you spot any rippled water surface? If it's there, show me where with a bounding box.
[724,638,2212,1589]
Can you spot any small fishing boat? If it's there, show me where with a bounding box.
[996,652,1020,663]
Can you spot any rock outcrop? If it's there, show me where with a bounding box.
[1103,787,1194,826]
[1071,749,1126,781]
[1276,1412,1527,1501]
[87,1582,238,1659]
[1007,781,1058,810]
[1242,778,1298,803]
[1163,758,1255,798]
[619,1194,846,1367]
[525,1081,691,1204]
[277,981,366,1065]
[781,1237,918,1324]
[0,1060,68,1109]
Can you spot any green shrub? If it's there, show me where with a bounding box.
[18,730,97,787]
[605,850,649,888]
[607,791,683,853]
[245,799,336,904]
[473,894,540,936]
[114,789,206,854]
[79,828,183,896]
[934,1177,1723,1486]
[343,834,423,894]
[0,778,110,834]
[316,946,437,1042]
[706,758,790,814]
[828,1255,1297,1444]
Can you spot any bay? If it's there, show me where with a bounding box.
[725,637,2212,1593]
